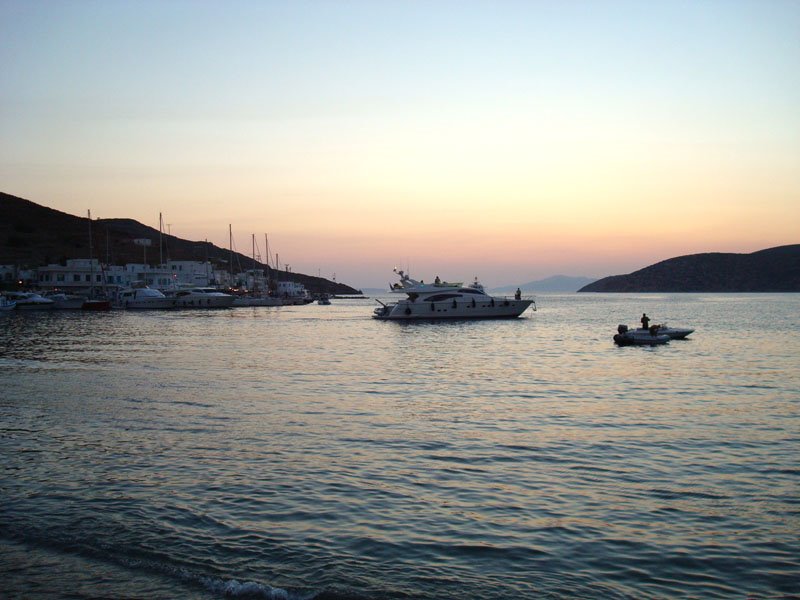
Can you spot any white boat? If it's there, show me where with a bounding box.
[613,324,670,346]
[44,292,87,309]
[4,291,55,310]
[373,270,534,320]
[171,287,235,308]
[0,296,16,312]
[232,294,284,307]
[117,283,177,309]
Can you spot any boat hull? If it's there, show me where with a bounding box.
[119,298,177,309]
[374,299,533,320]
[614,332,670,346]
[14,302,54,310]
[176,296,235,308]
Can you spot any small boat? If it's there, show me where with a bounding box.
[4,291,55,310]
[317,294,331,305]
[614,324,670,346]
[373,269,534,320]
[117,283,177,309]
[0,296,16,312]
[172,287,236,308]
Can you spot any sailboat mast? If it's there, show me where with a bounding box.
[205,239,210,285]
[88,210,94,296]
[159,213,163,267]
[229,224,233,286]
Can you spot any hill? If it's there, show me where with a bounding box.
[0,192,359,294]
[579,246,800,292]
[495,275,597,293]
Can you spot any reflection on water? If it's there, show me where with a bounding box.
[1,294,799,599]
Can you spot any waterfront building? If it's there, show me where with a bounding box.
[36,259,105,292]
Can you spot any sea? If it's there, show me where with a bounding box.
[1,293,798,600]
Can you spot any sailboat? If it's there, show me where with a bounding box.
[231,232,283,306]
[82,210,112,311]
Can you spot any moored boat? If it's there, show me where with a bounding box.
[4,291,55,310]
[117,283,176,309]
[373,269,534,320]
[172,287,235,308]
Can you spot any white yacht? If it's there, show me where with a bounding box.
[373,270,535,320]
[117,283,177,309]
[4,291,55,310]
[172,287,235,308]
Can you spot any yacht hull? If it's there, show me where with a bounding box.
[374,299,533,320]
[120,298,177,309]
[176,296,235,308]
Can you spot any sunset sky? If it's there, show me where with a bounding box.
[2,0,798,288]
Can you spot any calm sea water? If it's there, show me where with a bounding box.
[1,293,798,599]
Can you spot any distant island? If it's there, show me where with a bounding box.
[0,191,359,295]
[495,275,597,293]
[579,245,800,292]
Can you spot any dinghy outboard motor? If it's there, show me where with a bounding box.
[617,324,628,334]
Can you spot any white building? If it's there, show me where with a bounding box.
[166,261,216,286]
[36,259,218,292]
[37,259,105,291]
[276,280,309,302]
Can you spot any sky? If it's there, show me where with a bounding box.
[1,0,798,289]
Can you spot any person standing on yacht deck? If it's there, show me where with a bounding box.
[515,288,521,300]
[641,313,650,330]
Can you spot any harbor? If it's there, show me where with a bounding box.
[2,292,798,599]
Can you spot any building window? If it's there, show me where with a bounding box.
[74,274,81,282]
[57,274,65,282]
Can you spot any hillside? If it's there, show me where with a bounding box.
[0,192,359,294]
[579,246,800,292]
